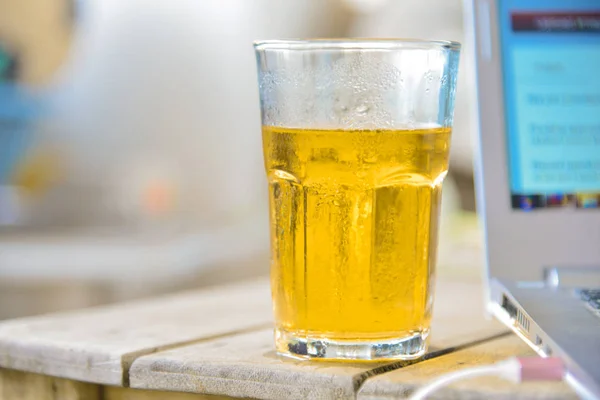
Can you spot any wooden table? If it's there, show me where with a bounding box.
[0,215,578,399]
[0,276,577,400]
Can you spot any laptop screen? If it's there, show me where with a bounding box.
[498,0,600,210]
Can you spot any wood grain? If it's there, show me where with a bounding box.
[358,335,576,400]
[0,368,100,400]
[104,386,234,400]
[0,278,271,386]
[130,328,365,400]
[128,279,506,399]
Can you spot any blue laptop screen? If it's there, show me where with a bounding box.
[498,0,600,210]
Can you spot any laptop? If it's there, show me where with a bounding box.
[467,0,600,398]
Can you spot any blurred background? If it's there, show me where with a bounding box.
[0,0,481,319]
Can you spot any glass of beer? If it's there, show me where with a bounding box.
[254,39,460,361]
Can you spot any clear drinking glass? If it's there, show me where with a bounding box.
[254,39,460,361]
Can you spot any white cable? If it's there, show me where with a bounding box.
[408,358,522,400]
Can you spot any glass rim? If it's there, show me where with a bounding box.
[253,38,461,52]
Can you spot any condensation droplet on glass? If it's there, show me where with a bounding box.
[356,104,369,115]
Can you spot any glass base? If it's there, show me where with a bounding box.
[275,328,428,362]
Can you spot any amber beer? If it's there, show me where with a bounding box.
[263,125,451,355]
[255,39,460,361]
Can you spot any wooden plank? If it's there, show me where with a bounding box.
[0,278,272,386]
[0,368,236,400]
[129,280,506,400]
[357,335,577,400]
[130,328,365,400]
[104,386,234,400]
[0,368,100,400]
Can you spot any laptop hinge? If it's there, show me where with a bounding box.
[544,266,600,289]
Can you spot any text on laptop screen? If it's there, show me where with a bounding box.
[498,0,600,210]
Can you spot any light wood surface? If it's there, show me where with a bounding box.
[0,369,100,400]
[104,387,232,400]
[127,278,506,400]
[131,328,366,400]
[0,369,233,400]
[0,266,579,399]
[0,279,271,386]
[358,335,576,400]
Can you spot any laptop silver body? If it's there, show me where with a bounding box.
[467,0,600,398]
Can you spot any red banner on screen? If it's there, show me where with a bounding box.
[512,12,600,32]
